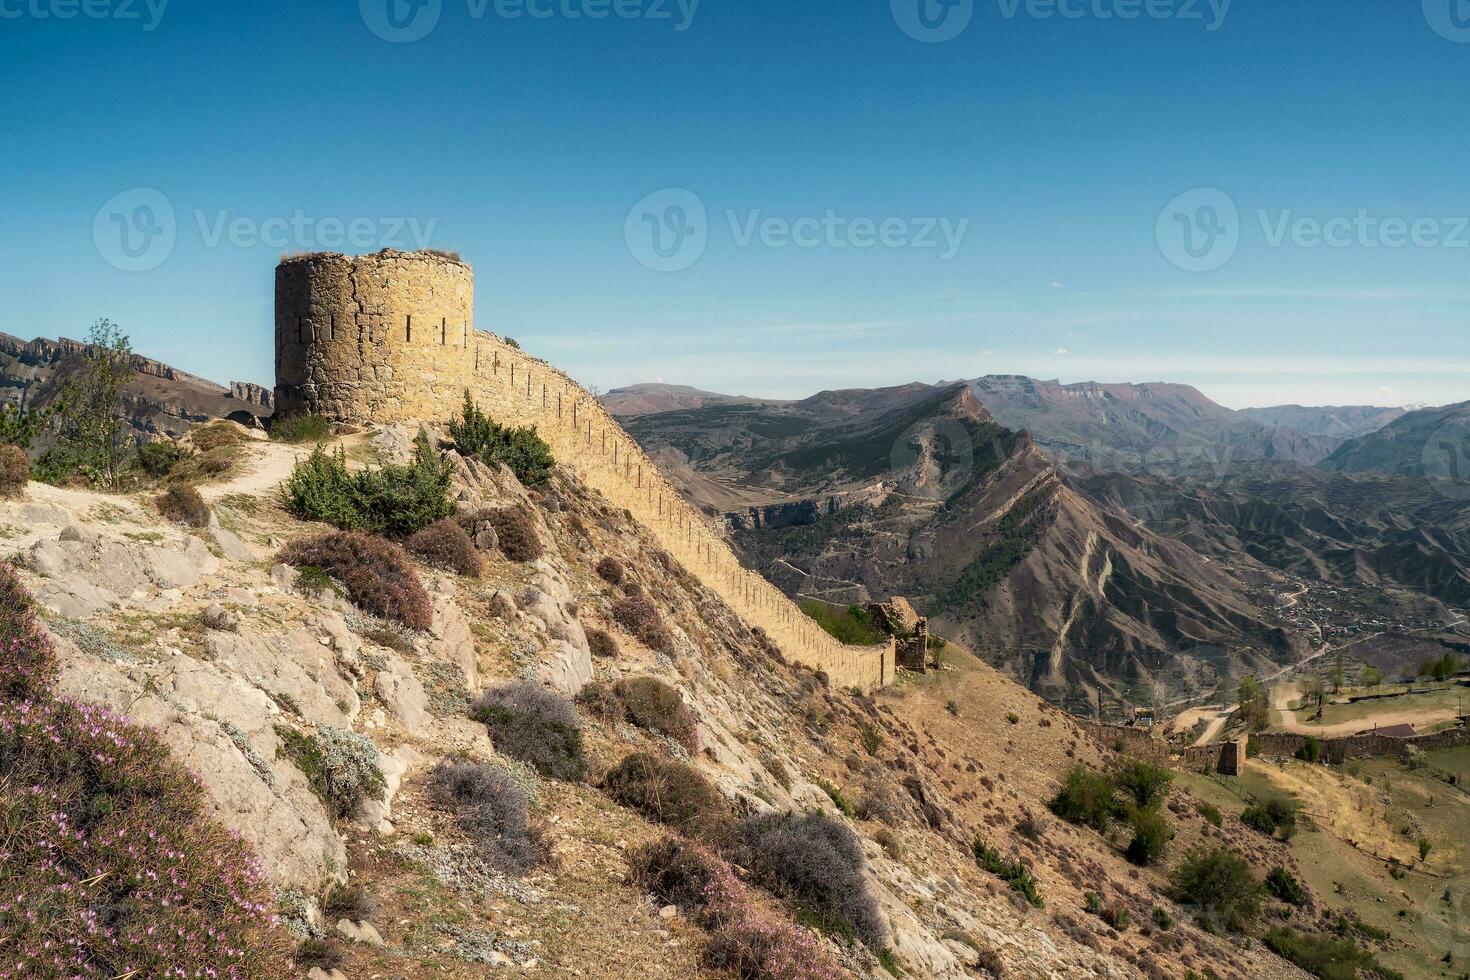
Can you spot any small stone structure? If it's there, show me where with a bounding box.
[1216,737,1247,776]
[274,250,895,691]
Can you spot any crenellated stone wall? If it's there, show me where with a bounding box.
[273,251,896,692]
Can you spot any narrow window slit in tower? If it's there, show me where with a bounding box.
[406,316,412,342]
[329,314,336,342]
[441,318,447,345]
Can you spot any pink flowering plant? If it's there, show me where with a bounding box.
[0,562,290,978]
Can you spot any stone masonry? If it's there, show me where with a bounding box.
[275,250,896,692]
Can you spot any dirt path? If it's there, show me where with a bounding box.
[1271,680,1463,737]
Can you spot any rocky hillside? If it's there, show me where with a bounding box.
[627,383,1303,709]
[1238,404,1406,440]
[0,331,271,442]
[1320,400,1470,479]
[0,419,1319,979]
[964,376,1342,471]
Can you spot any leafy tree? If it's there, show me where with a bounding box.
[1125,807,1174,866]
[1361,665,1384,688]
[1238,675,1270,731]
[1115,759,1173,811]
[1328,663,1345,695]
[1302,674,1327,721]
[35,320,134,487]
[0,402,46,449]
[449,393,555,487]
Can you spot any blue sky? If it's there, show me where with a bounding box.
[2,0,1468,408]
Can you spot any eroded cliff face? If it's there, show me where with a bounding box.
[1,425,1307,979]
[0,331,271,440]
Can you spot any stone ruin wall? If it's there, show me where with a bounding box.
[275,251,895,692]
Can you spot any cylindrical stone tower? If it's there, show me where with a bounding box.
[274,249,475,423]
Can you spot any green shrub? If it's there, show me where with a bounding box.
[1115,758,1173,811]
[736,811,888,949]
[1049,764,1117,832]
[972,836,1044,908]
[271,413,332,444]
[1263,927,1397,980]
[136,438,191,478]
[282,433,454,537]
[1297,736,1323,763]
[1151,905,1174,930]
[1194,800,1223,827]
[275,724,386,819]
[449,393,556,487]
[1169,847,1263,933]
[816,777,855,817]
[156,483,210,528]
[603,752,731,838]
[799,601,887,645]
[0,443,28,499]
[1242,795,1300,840]
[406,518,483,577]
[1265,866,1309,907]
[279,532,433,630]
[470,680,586,781]
[1125,807,1174,867]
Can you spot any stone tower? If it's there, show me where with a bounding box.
[274,249,475,423]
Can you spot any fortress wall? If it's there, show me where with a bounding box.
[271,252,894,692]
[275,251,475,423]
[464,333,896,692]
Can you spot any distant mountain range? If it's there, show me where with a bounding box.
[613,377,1469,709]
[1322,400,1470,480]
[609,378,1411,473]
